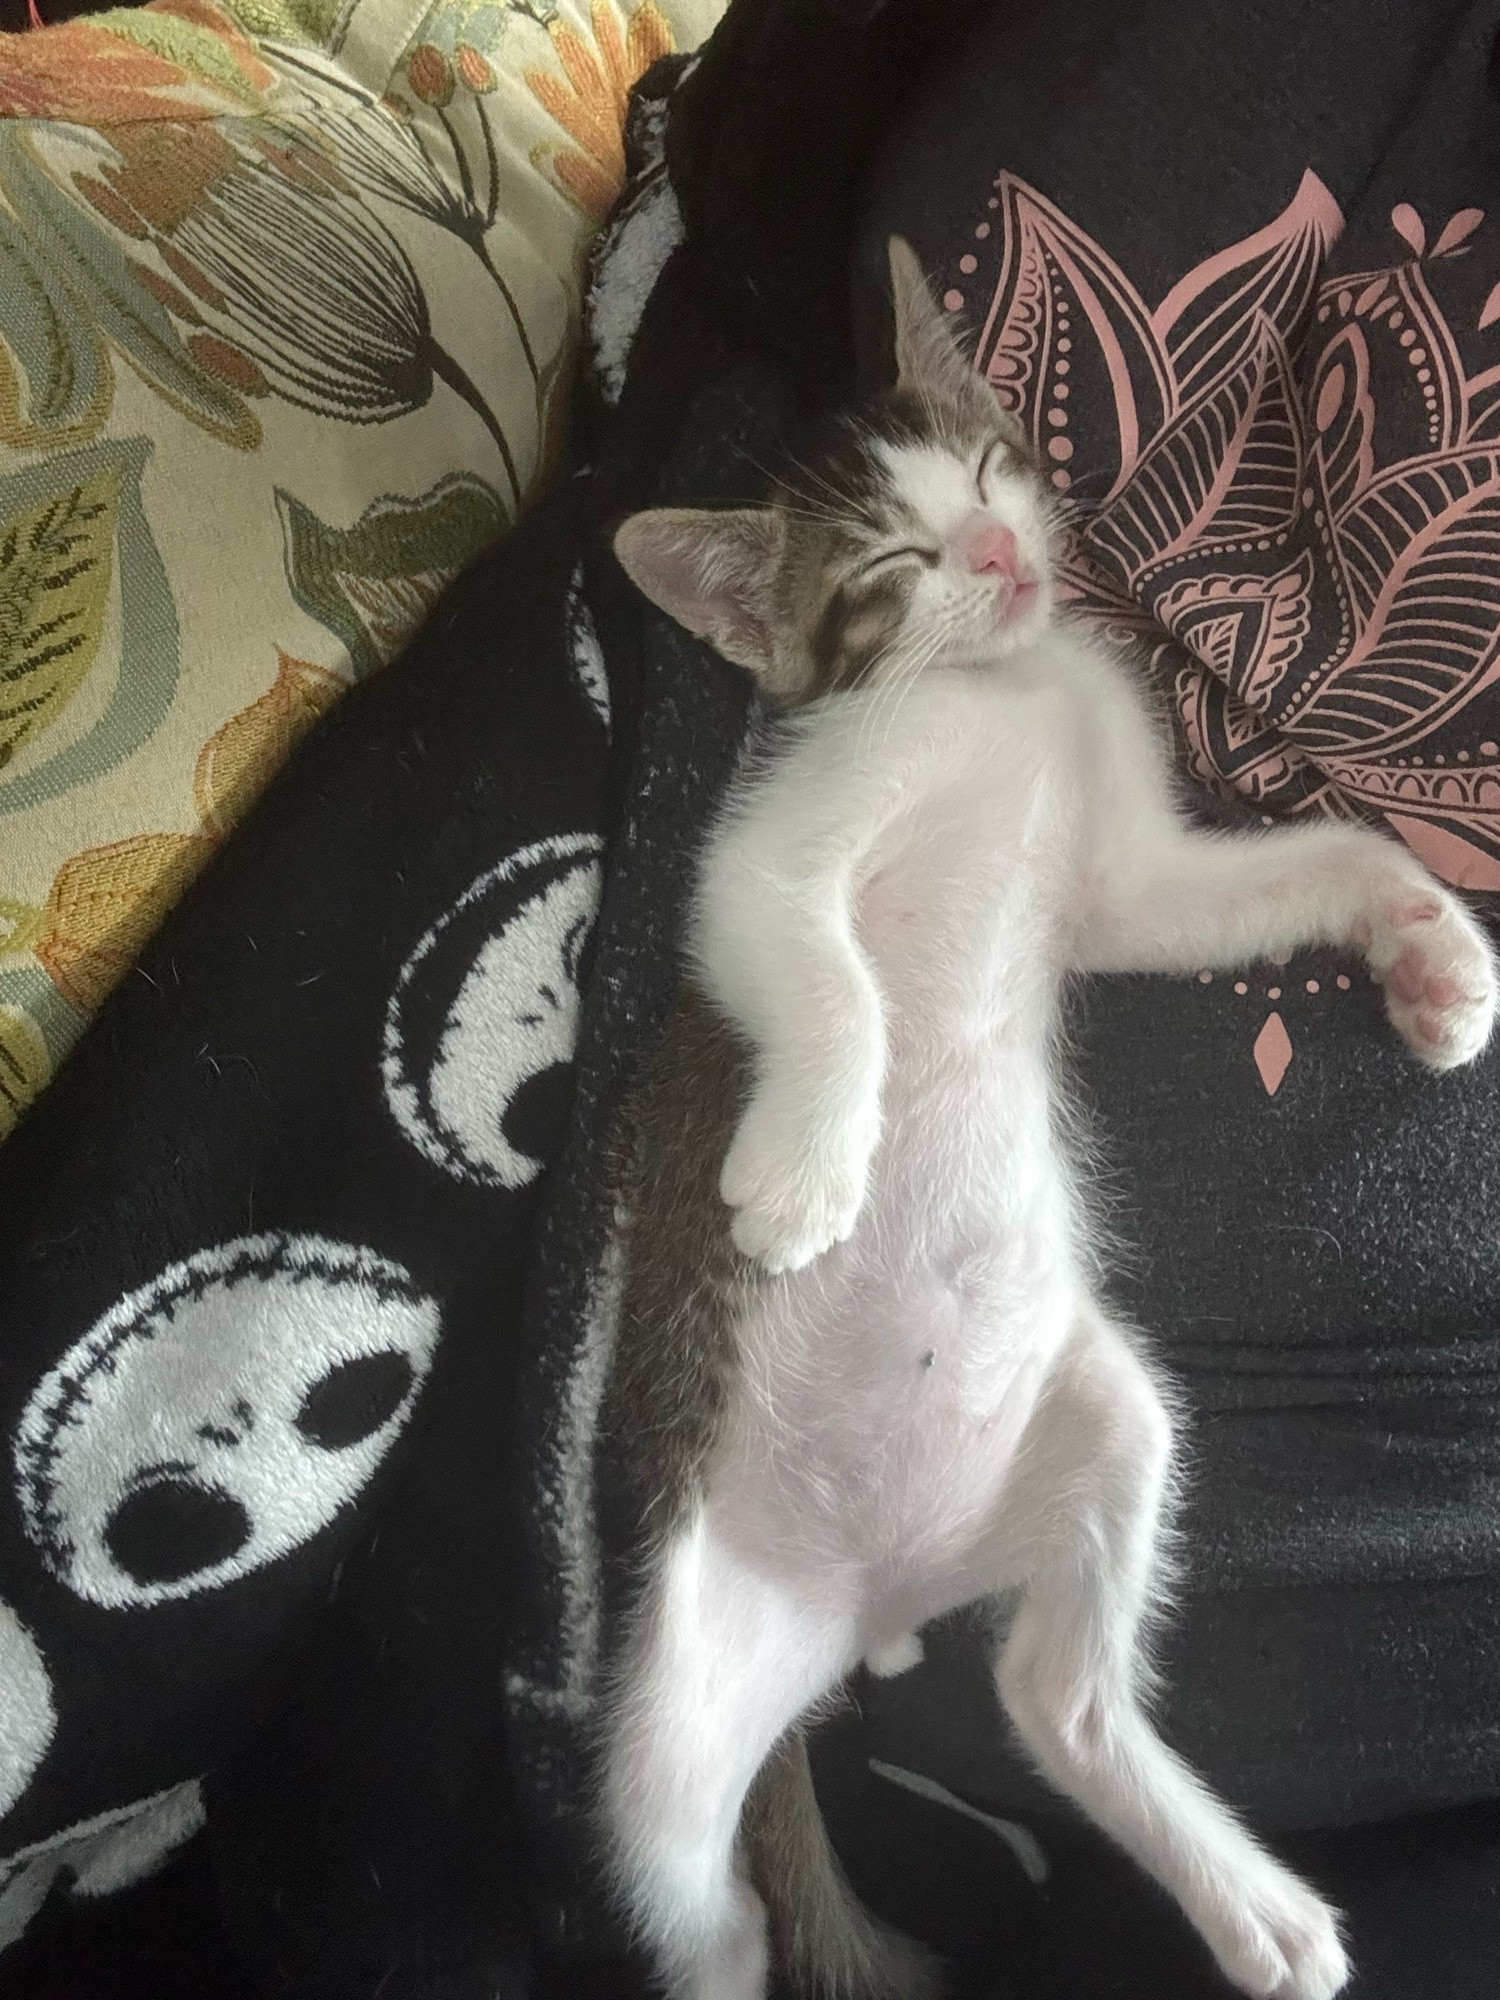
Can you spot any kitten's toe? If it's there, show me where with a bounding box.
[720,1095,875,1272]
[726,1177,864,1273]
[1268,1898,1350,2000]
[1205,1871,1350,2000]
[1366,892,1498,1069]
[865,1632,925,1678]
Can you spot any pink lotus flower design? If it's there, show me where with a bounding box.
[968,169,1500,894]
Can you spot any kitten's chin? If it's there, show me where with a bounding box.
[986,589,1050,655]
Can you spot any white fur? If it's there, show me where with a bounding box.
[604,440,1497,2000]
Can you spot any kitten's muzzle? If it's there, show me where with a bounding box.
[959,517,1041,627]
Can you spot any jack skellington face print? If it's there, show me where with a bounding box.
[15,1233,441,1609]
[382,833,604,1190]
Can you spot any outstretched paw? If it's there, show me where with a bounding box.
[720,1090,877,1274]
[1204,1865,1350,2000]
[1357,891,1498,1069]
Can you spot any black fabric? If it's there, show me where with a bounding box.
[6,0,1500,1992]
[0,474,609,1992]
[15,1782,1500,1999]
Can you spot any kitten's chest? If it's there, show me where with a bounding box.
[706,678,1090,1608]
[856,694,1086,1002]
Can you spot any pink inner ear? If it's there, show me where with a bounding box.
[616,506,785,674]
[661,547,767,652]
[618,515,776,665]
[650,539,728,635]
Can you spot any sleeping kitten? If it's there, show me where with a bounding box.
[599,238,1498,2000]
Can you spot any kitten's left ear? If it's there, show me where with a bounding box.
[614,507,786,680]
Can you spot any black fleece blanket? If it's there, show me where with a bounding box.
[3,3,1500,1995]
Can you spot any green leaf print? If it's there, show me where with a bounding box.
[278,472,507,676]
[0,127,260,452]
[220,0,353,50]
[0,467,118,773]
[0,212,111,449]
[0,438,179,819]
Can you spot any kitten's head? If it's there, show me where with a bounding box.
[613,238,1054,704]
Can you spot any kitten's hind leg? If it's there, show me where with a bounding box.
[601,1509,855,2000]
[979,1310,1351,2000]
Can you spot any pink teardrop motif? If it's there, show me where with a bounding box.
[1391,203,1426,255]
[1433,208,1484,256]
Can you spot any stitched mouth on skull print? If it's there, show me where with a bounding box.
[382,833,604,1188]
[13,1235,440,1608]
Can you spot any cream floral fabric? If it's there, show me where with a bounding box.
[0,0,722,1138]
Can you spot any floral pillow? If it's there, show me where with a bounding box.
[0,0,723,1139]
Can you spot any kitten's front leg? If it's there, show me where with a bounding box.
[720,1051,882,1273]
[1077,820,1498,1068]
[696,769,896,1275]
[714,898,885,1273]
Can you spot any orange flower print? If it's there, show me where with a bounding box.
[407,44,457,108]
[29,651,344,1020]
[456,44,496,95]
[526,1,676,220]
[74,119,240,237]
[0,0,270,126]
[193,649,343,838]
[0,21,193,123]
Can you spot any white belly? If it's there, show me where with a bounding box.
[710,1026,1080,1650]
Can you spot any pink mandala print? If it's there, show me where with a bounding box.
[957,169,1500,896]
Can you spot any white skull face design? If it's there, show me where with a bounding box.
[0,1599,54,1823]
[13,1235,440,1609]
[383,832,603,1188]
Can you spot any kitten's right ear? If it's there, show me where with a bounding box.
[613,507,786,680]
[889,235,977,404]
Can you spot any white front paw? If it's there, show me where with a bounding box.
[1356,888,1498,1069]
[720,1090,877,1274]
[864,1632,925,1679]
[1200,1860,1350,2000]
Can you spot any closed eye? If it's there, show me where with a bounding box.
[976,439,1013,497]
[858,545,939,579]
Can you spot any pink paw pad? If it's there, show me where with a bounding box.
[1388,950,1428,1004]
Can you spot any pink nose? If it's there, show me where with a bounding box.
[965,521,1022,578]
